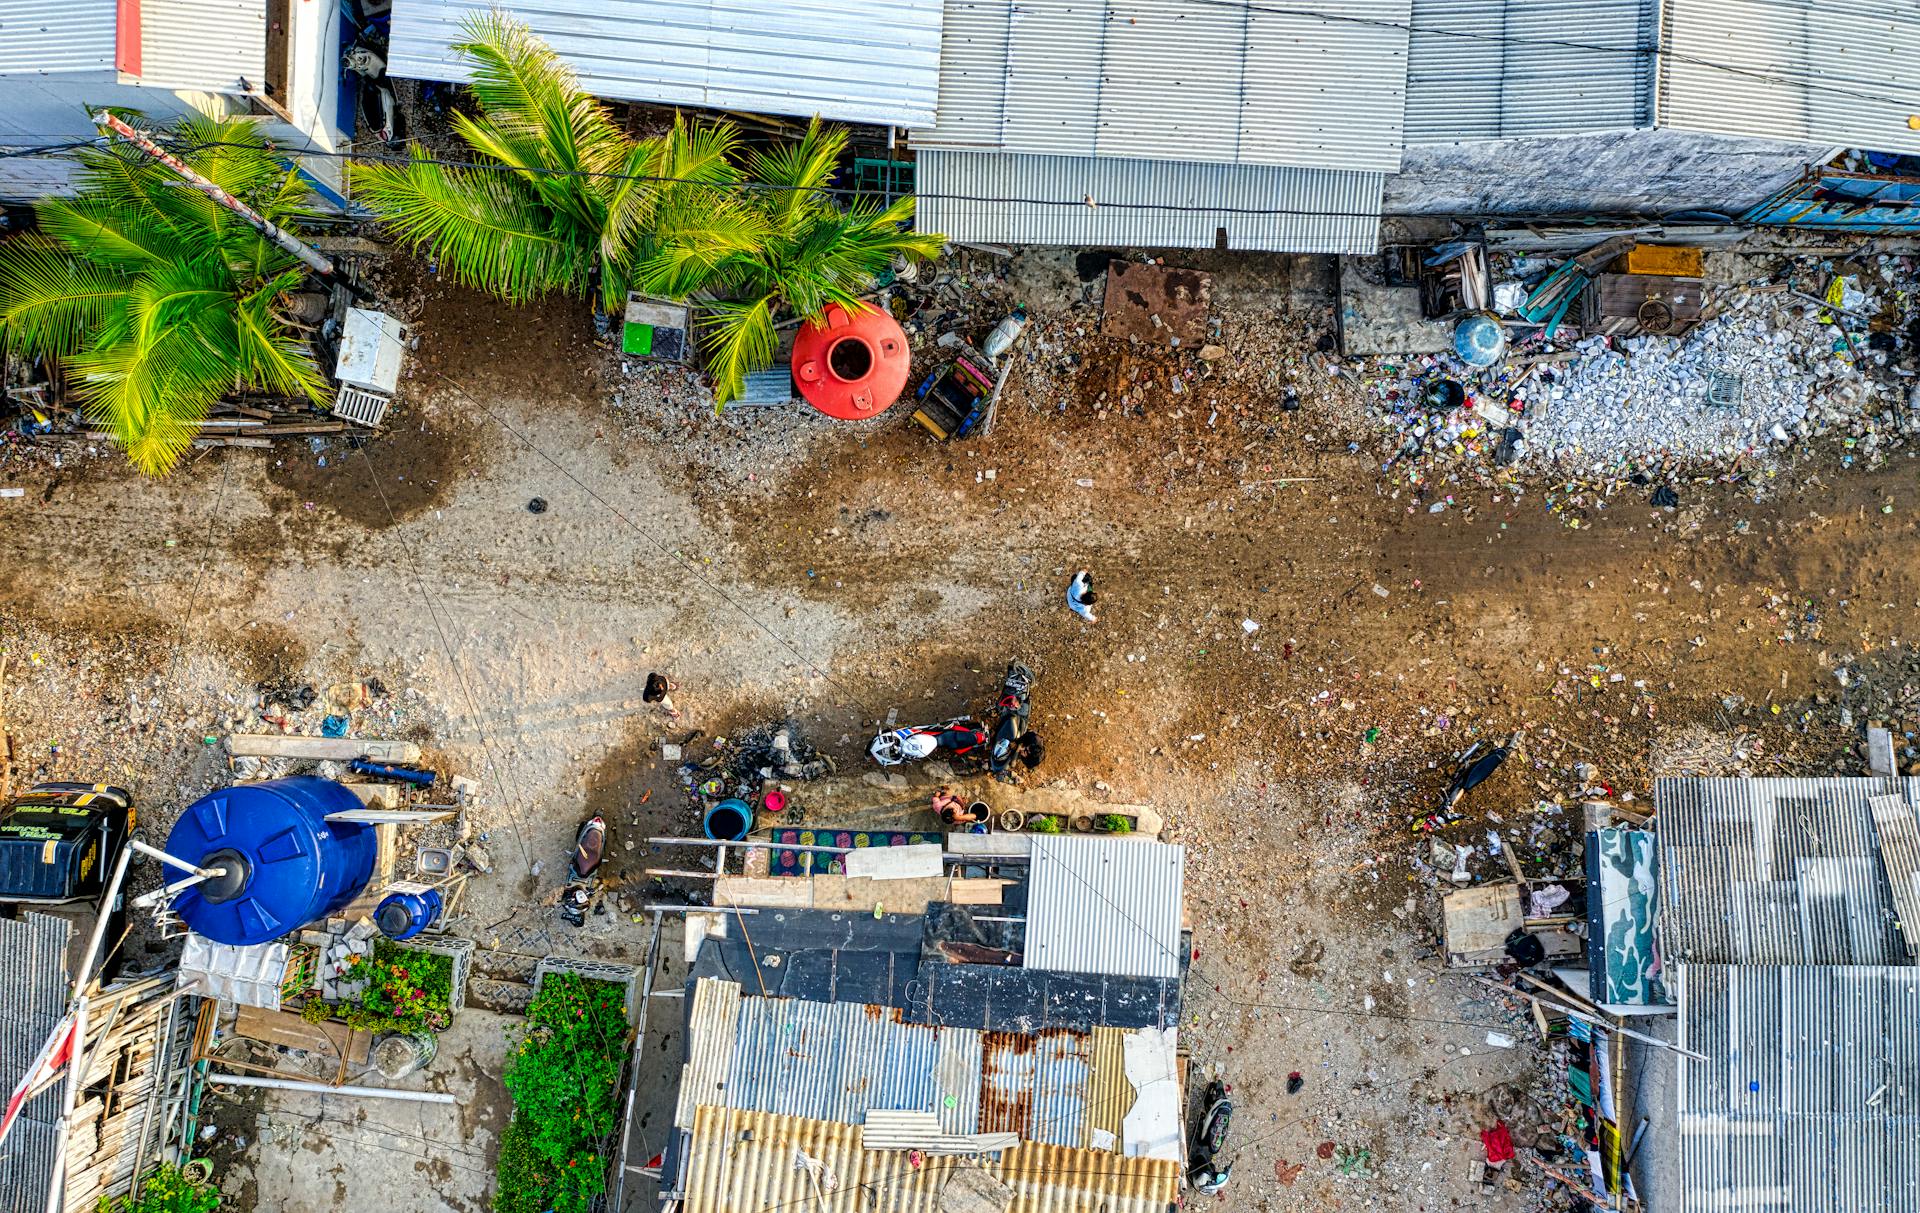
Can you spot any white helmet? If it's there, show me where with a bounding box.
[902,733,938,760]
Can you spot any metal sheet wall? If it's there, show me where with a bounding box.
[0,913,73,1213]
[916,0,1410,173]
[135,0,264,92]
[916,149,1383,256]
[0,0,116,74]
[388,0,944,127]
[1660,0,1920,156]
[1403,0,1655,142]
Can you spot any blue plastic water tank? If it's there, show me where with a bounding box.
[164,777,378,946]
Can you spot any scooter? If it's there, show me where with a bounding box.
[1413,732,1516,833]
[1185,1079,1234,1194]
[987,661,1037,782]
[344,41,402,144]
[869,718,988,766]
[559,815,606,926]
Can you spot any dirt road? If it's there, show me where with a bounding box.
[1,251,1911,1211]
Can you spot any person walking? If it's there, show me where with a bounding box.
[643,672,681,720]
[1066,571,1098,623]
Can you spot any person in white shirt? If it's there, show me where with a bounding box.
[1066,571,1098,623]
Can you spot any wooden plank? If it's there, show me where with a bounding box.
[325,808,456,826]
[233,1004,371,1066]
[226,734,421,761]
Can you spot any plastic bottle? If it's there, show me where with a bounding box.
[983,307,1029,361]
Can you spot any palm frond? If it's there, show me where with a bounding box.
[69,267,240,476]
[453,12,622,183]
[36,196,178,270]
[745,118,845,226]
[0,237,128,357]
[695,294,778,410]
[237,272,332,403]
[353,153,589,301]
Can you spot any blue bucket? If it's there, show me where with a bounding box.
[703,799,753,841]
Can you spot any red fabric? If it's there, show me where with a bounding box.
[1481,1121,1516,1164]
[0,1007,80,1148]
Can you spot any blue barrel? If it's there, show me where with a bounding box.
[375,885,444,940]
[703,799,753,841]
[164,777,378,946]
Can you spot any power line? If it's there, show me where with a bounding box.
[353,440,537,869]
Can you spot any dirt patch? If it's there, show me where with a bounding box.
[261,413,478,530]
[224,620,309,685]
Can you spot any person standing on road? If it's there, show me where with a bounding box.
[1066,571,1098,623]
[643,671,681,720]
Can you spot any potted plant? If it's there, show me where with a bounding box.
[1027,815,1062,834]
[1096,814,1134,834]
[997,809,1026,832]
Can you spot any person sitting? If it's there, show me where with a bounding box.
[931,787,988,830]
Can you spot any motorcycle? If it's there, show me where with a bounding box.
[1413,732,1516,833]
[987,661,1039,782]
[559,815,606,926]
[868,718,988,766]
[343,40,402,144]
[1185,1078,1234,1194]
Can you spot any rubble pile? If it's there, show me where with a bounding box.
[1360,252,1920,495]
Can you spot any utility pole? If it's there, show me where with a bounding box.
[91,110,341,282]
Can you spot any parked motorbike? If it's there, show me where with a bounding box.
[1185,1078,1234,1194]
[1414,732,1516,833]
[559,815,606,926]
[344,41,402,144]
[869,718,988,766]
[987,661,1038,782]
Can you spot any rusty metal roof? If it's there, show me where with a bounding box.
[674,980,1183,1159]
[682,1105,1182,1213]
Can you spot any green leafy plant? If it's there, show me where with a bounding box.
[299,999,335,1025]
[494,973,629,1213]
[95,1162,220,1213]
[0,116,330,476]
[1028,814,1062,834]
[1098,814,1133,833]
[632,117,945,406]
[352,12,746,317]
[347,940,454,1034]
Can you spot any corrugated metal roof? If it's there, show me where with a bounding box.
[1660,0,1920,155]
[0,0,115,75]
[1873,793,1920,958]
[674,980,1179,1155]
[1024,838,1185,980]
[388,0,944,127]
[915,150,1383,253]
[1676,963,1920,1213]
[682,1105,1183,1213]
[1655,777,1919,966]
[1403,0,1656,142]
[134,0,264,92]
[0,913,72,1213]
[916,0,1411,174]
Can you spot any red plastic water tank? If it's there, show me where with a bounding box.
[790,303,910,420]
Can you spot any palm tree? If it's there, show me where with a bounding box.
[631,119,945,407]
[0,116,331,475]
[351,11,747,316]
